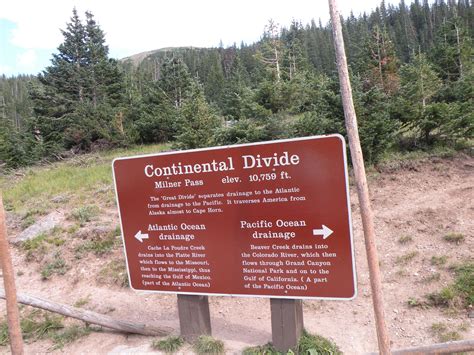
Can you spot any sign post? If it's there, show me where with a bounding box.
[177,294,211,341]
[328,1,391,354]
[113,135,356,346]
[0,192,24,355]
[270,298,303,351]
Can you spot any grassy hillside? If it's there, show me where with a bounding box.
[1,144,169,215]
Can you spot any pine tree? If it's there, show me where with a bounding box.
[31,9,125,151]
[431,15,472,81]
[364,23,400,94]
[174,81,221,149]
[132,80,176,143]
[398,52,441,142]
[255,20,283,82]
[400,52,441,109]
[158,56,193,109]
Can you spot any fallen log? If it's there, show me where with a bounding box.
[368,339,474,355]
[0,289,173,337]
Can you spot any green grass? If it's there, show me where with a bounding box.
[420,272,441,284]
[443,233,465,244]
[431,256,448,266]
[452,262,474,307]
[70,205,99,226]
[97,259,129,287]
[0,310,90,349]
[426,287,456,307]
[297,330,342,355]
[21,229,65,262]
[395,251,419,264]
[74,232,119,258]
[407,297,426,308]
[0,310,63,346]
[243,343,280,355]
[425,262,473,309]
[41,253,69,280]
[396,268,409,277]
[430,322,462,342]
[73,296,91,308]
[1,143,168,213]
[20,207,48,229]
[398,235,413,244]
[193,335,225,355]
[243,331,341,355]
[378,145,459,171]
[49,325,91,350]
[151,336,184,353]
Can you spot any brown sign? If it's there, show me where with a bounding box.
[113,135,356,299]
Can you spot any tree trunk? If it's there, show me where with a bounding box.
[454,22,463,78]
[274,47,281,82]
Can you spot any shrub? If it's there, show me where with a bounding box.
[151,336,184,353]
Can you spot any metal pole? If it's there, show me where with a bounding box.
[327,1,392,354]
[0,192,24,355]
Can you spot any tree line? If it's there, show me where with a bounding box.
[0,0,472,168]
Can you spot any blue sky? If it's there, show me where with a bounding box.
[1,0,402,77]
[1,19,52,75]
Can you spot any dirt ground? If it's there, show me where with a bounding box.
[1,153,473,354]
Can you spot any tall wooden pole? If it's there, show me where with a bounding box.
[0,192,24,355]
[327,1,392,354]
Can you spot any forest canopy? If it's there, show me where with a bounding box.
[1,0,472,168]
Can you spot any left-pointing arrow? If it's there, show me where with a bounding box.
[134,230,149,243]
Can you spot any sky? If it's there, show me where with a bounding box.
[1,0,402,76]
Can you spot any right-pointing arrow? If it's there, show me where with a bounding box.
[312,225,333,239]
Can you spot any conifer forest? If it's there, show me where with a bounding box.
[0,0,472,168]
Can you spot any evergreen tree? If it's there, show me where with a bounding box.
[431,15,472,81]
[255,20,283,82]
[174,81,221,149]
[132,80,176,143]
[364,23,400,94]
[398,52,441,143]
[158,56,193,109]
[203,51,225,107]
[30,9,125,151]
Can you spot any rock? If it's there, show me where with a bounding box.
[11,211,64,244]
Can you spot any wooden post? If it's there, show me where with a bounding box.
[327,1,392,354]
[369,339,474,355]
[270,299,303,352]
[0,192,24,355]
[177,295,211,341]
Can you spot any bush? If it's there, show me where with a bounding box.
[293,111,345,138]
[297,330,342,355]
[212,119,269,145]
[356,88,400,164]
[151,336,184,353]
[193,335,224,355]
[0,121,44,168]
[173,83,222,150]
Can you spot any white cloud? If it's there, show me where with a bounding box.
[0,64,13,75]
[18,49,38,68]
[1,0,400,58]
